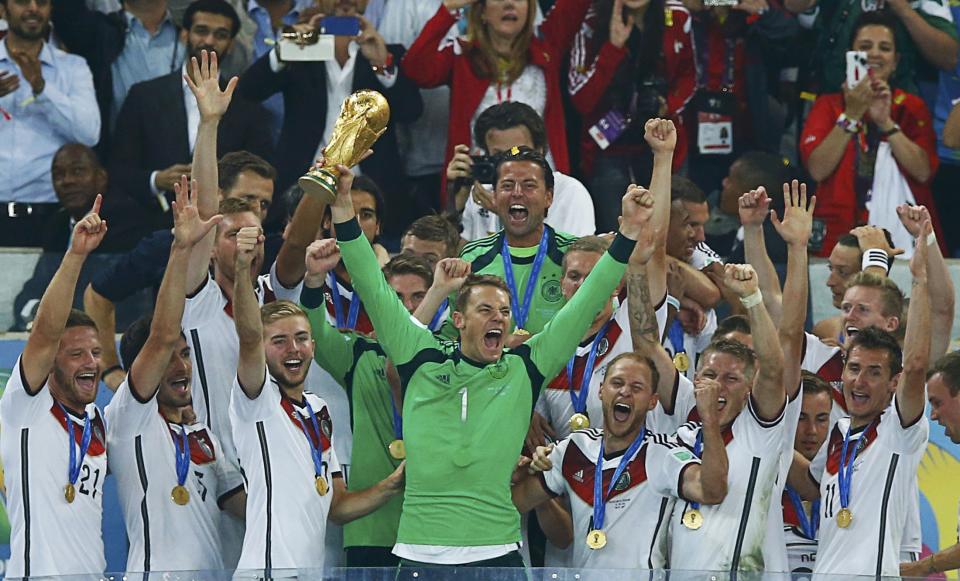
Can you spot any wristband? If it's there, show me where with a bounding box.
[666,294,681,311]
[102,365,124,378]
[927,231,937,247]
[739,290,763,309]
[861,248,891,273]
[371,52,395,76]
[836,113,862,134]
[879,123,901,138]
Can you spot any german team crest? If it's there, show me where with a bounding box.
[489,360,508,379]
[613,471,631,491]
[597,337,610,357]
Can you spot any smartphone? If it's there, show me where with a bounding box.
[704,0,740,7]
[846,51,869,87]
[278,34,334,61]
[319,16,361,37]
[470,155,497,185]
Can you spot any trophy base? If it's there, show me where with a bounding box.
[298,169,338,205]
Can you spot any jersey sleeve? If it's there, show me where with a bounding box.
[539,436,571,497]
[229,366,281,423]
[211,431,245,502]
[646,435,701,500]
[103,376,159,439]
[181,274,227,329]
[882,399,931,454]
[302,286,360,387]
[0,356,54,428]
[808,431,829,487]
[524,234,634,386]
[335,217,438,366]
[327,428,343,478]
[268,262,304,303]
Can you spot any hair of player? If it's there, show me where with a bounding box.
[563,236,611,270]
[403,214,461,258]
[65,309,99,332]
[700,338,758,378]
[850,10,899,52]
[843,271,905,318]
[670,175,707,204]
[801,370,832,397]
[218,151,276,193]
[283,183,305,223]
[383,253,435,289]
[218,196,257,217]
[845,326,903,376]
[182,0,241,38]
[454,274,513,313]
[260,300,308,327]
[473,102,548,154]
[493,145,555,191]
[836,233,861,251]
[732,151,788,214]
[118,316,189,371]
[604,351,661,394]
[926,351,960,396]
[716,314,752,337]
[351,175,387,224]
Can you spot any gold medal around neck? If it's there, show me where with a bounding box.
[836,507,853,529]
[673,352,690,373]
[64,483,76,504]
[171,485,190,506]
[569,413,590,431]
[315,475,329,496]
[389,439,406,460]
[586,529,607,550]
[513,328,530,337]
[682,508,703,530]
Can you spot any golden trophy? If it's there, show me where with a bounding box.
[298,90,390,204]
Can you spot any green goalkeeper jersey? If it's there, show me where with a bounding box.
[335,217,634,547]
[301,291,401,549]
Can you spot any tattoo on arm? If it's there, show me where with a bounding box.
[627,272,660,344]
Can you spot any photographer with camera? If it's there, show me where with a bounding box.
[447,102,596,242]
[568,0,696,233]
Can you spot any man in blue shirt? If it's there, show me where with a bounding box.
[0,0,101,246]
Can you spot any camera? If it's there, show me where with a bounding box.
[470,155,498,185]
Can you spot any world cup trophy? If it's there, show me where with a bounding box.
[298,90,390,203]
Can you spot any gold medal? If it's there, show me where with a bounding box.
[64,483,76,504]
[315,475,329,496]
[586,529,607,550]
[388,439,406,460]
[673,352,690,372]
[569,413,590,431]
[171,485,190,506]
[682,508,703,530]
[836,507,853,528]
[514,328,530,337]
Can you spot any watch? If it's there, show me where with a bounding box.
[371,52,395,76]
[879,123,901,137]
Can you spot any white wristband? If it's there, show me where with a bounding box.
[666,294,681,311]
[926,232,937,247]
[861,248,890,273]
[739,290,763,309]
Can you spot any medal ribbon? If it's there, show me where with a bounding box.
[390,396,403,441]
[592,428,647,533]
[838,420,873,513]
[58,402,92,487]
[173,424,190,487]
[566,319,613,416]
[429,298,449,332]
[328,273,361,330]
[668,319,686,356]
[786,485,820,539]
[500,230,549,331]
[295,399,326,478]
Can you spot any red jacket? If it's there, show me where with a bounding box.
[568,0,696,172]
[402,0,589,203]
[799,90,942,256]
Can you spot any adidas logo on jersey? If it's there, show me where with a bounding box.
[573,469,584,483]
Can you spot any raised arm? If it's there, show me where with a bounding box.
[897,205,954,359]
[738,187,784,325]
[644,118,677,304]
[275,190,326,288]
[401,3,458,88]
[680,379,729,504]
[412,258,470,326]
[82,284,123,391]
[301,239,357,388]
[889,0,959,72]
[786,449,820,500]
[21,197,107,391]
[233,226,268,398]
[722,264,785,420]
[896,221,931,426]
[185,50,238,293]
[329,463,405,524]
[769,181,816,400]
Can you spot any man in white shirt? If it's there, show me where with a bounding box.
[447,102,596,241]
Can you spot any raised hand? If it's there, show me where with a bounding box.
[609,0,635,49]
[737,187,770,227]
[619,184,656,240]
[172,175,222,248]
[694,377,722,425]
[185,50,238,121]
[434,258,472,295]
[71,194,108,255]
[644,118,677,155]
[0,71,20,98]
[909,219,931,283]
[770,179,816,247]
[355,16,390,68]
[235,226,264,270]
[530,443,555,473]
[851,225,903,258]
[446,144,474,182]
[721,264,759,298]
[9,50,43,93]
[442,0,478,9]
[305,238,342,282]
[896,204,932,238]
[842,79,874,121]
[868,79,892,127]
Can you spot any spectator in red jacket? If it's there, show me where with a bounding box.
[402,0,591,206]
[568,0,696,232]
[800,11,941,256]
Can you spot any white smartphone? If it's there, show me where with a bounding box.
[277,34,335,62]
[846,50,869,87]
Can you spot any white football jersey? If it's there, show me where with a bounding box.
[0,356,107,577]
[782,489,819,577]
[105,377,244,572]
[810,401,928,577]
[647,369,696,435]
[536,295,669,440]
[230,370,341,573]
[760,390,804,573]
[668,396,789,572]
[540,429,695,569]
